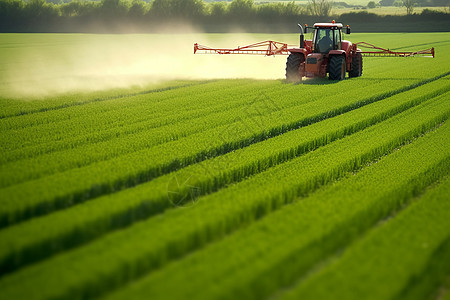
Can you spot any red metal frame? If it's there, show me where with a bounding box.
[355,42,435,58]
[194,40,434,58]
[194,41,289,56]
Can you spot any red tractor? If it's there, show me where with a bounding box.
[286,21,362,82]
[194,21,434,81]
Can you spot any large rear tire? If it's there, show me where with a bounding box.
[329,55,346,81]
[285,54,304,83]
[349,53,363,78]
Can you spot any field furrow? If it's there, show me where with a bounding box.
[0,74,394,160]
[0,98,446,299]
[1,76,448,188]
[0,78,337,163]
[0,79,448,275]
[0,80,275,148]
[396,235,450,300]
[103,124,449,300]
[1,72,448,227]
[0,80,210,119]
[280,177,450,300]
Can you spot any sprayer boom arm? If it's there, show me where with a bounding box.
[194,40,434,58]
[356,42,435,58]
[194,41,289,56]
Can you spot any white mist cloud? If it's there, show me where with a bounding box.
[0,33,300,99]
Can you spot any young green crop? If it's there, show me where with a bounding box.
[0,80,448,274]
[1,76,448,189]
[0,76,369,164]
[0,73,399,163]
[2,75,443,226]
[0,79,260,130]
[281,177,450,300]
[0,80,277,153]
[0,80,202,118]
[0,96,447,300]
[0,74,392,184]
[105,122,450,300]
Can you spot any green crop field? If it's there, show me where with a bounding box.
[0,32,449,299]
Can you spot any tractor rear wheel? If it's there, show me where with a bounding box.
[349,53,363,78]
[329,55,346,81]
[285,53,304,83]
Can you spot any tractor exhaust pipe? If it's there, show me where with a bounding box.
[298,24,304,48]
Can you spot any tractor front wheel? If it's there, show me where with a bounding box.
[349,53,363,78]
[329,55,346,81]
[285,53,304,83]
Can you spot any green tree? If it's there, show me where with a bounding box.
[128,0,149,18]
[0,0,25,30]
[228,0,254,18]
[100,0,129,19]
[61,1,98,17]
[171,0,205,17]
[402,0,415,14]
[25,0,58,17]
[367,1,376,8]
[150,0,204,19]
[307,0,333,16]
[209,1,227,18]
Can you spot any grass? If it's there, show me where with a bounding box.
[0,32,449,299]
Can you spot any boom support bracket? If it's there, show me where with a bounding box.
[355,42,435,58]
[194,41,289,56]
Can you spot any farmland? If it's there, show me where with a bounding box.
[0,32,449,299]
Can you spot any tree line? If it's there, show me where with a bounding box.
[0,0,448,32]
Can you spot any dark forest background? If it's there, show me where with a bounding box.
[1,0,449,32]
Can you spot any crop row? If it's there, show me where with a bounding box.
[2,73,449,227]
[1,74,399,162]
[0,79,257,130]
[443,280,450,300]
[0,76,337,164]
[1,76,448,188]
[105,123,450,300]
[0,81,281,164]
[0,75,377,176]
[0,83,306,184]
[4,68,448,156]
[281,176,450,300]
[1,68,441,150]
[0,100,447,299]
[2,72,447,167]
[0,80,279,150]
[0,79,203,119]
[0,81,448,274]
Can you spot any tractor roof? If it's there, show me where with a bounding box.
[314,23,343,28]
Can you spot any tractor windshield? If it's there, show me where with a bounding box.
[314,28,341,53]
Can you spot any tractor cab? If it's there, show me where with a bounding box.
[307,22,347,53]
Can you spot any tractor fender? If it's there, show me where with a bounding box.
[288,48,308,59]
[329,50,346,56]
